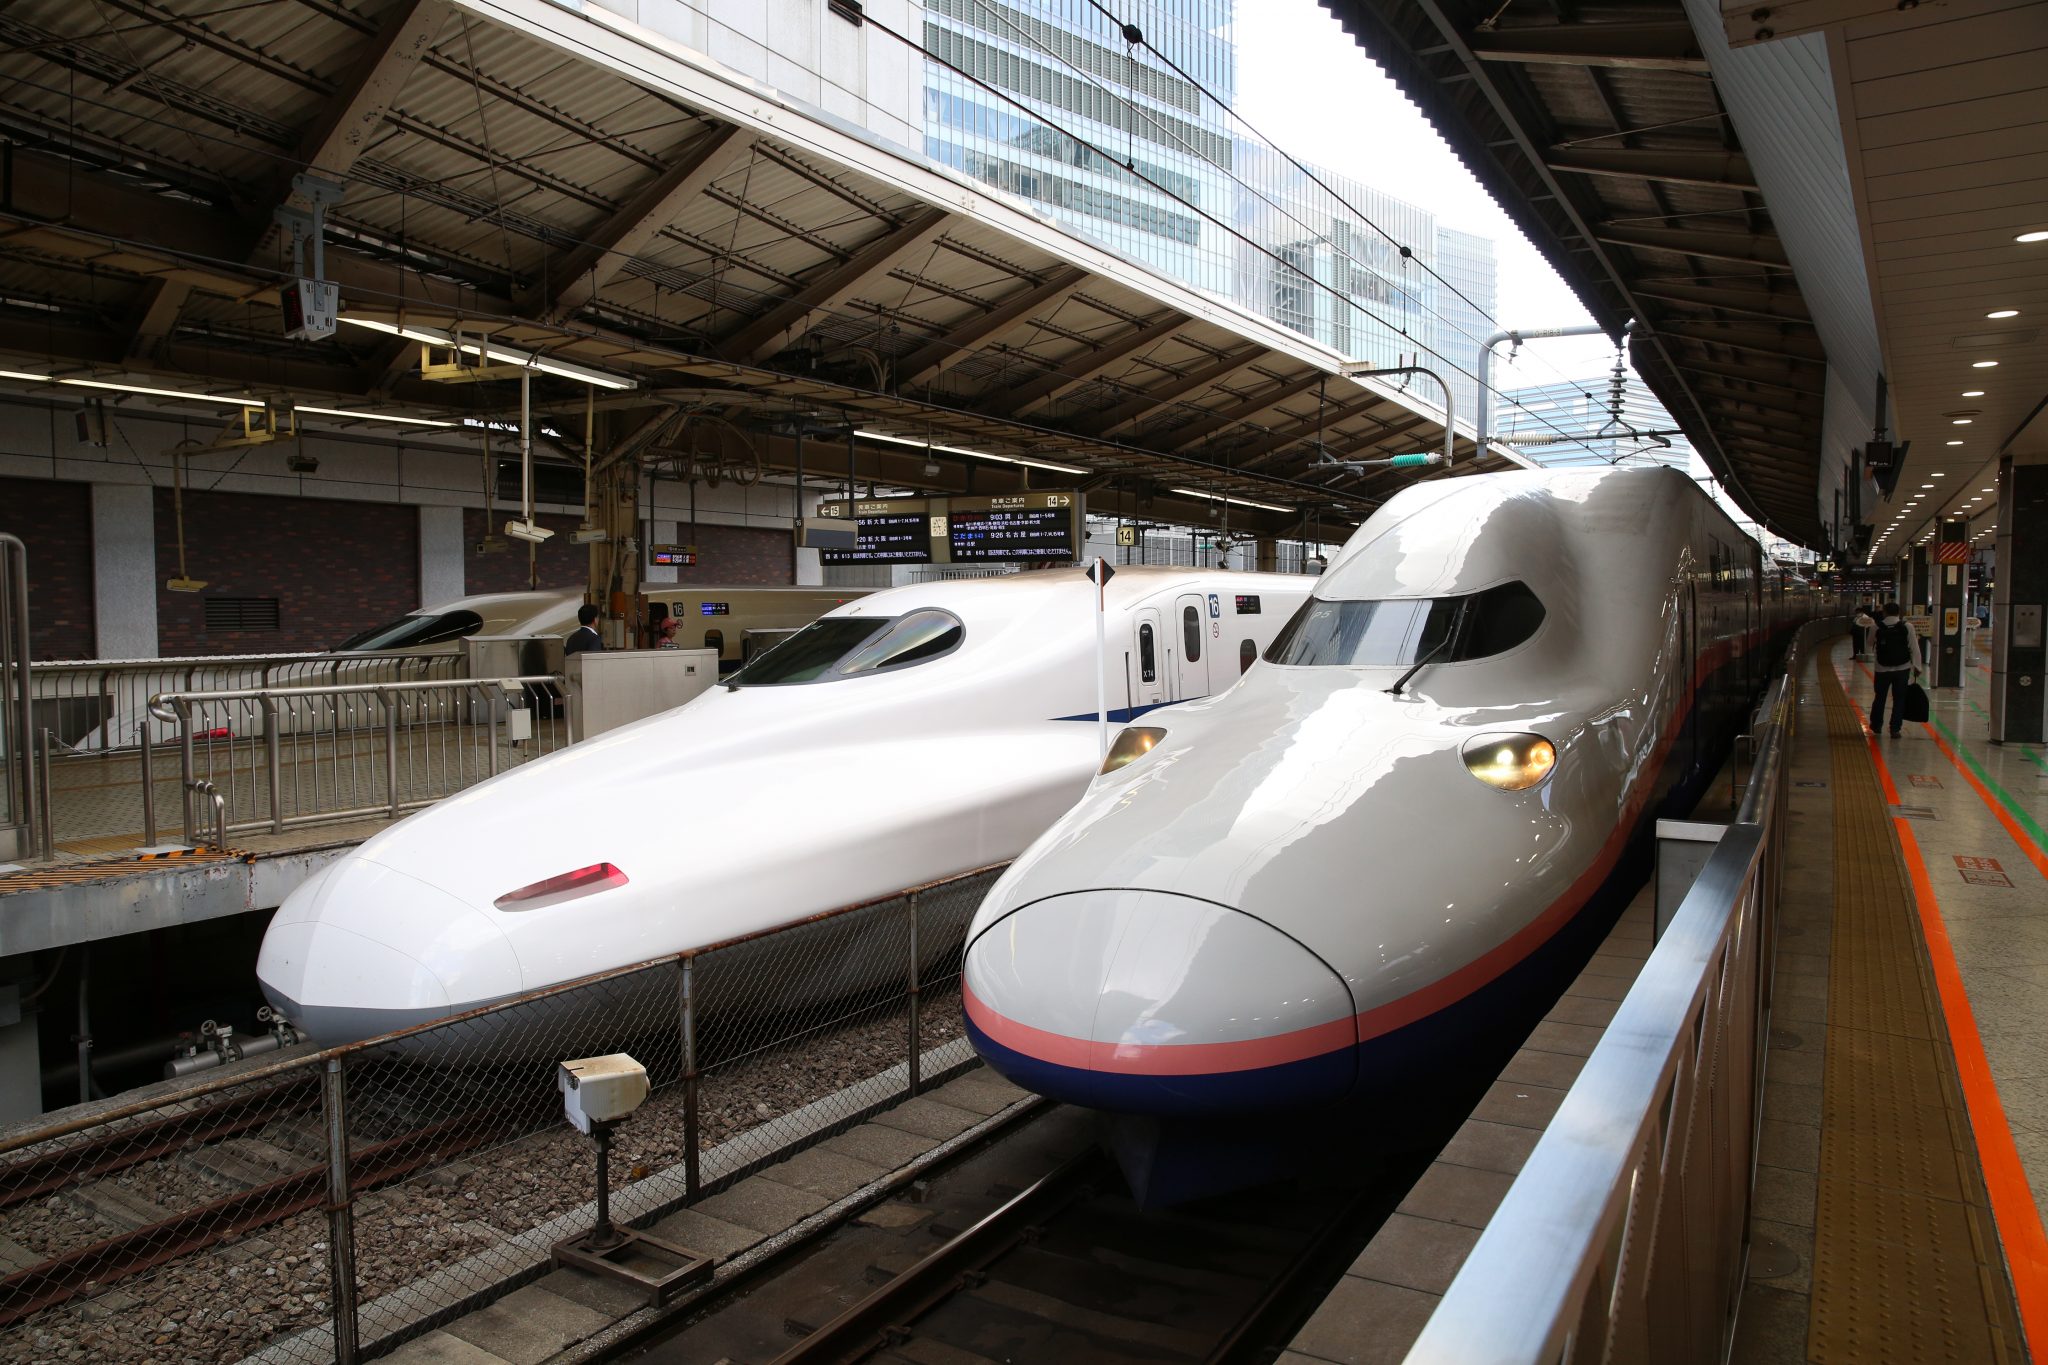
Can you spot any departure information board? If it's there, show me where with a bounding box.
[819,513,934,565]
[814,491,1080,564]
[948,505,1076,561]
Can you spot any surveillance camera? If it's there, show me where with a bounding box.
[286,452,319,474]
[504,519,555,544]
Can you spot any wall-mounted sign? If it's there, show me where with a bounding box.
[649,544,697,567]
[820,512,933,565]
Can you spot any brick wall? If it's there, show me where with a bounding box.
[155,489,419,654]
[461,508,587,596]
[0,477,95,660]
[667,522,792,584]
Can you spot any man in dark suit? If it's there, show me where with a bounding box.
[564,603,604,655]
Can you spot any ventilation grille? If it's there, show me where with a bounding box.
[204,597,281,633]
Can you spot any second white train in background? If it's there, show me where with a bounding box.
[257,566,1312,1046]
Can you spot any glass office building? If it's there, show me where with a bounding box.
[921,0,1239,296]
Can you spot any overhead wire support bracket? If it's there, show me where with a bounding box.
[1330,363,1457,475]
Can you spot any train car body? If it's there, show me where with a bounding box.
[961,468,1817,1203]
[257,567,1313,1047]
[334,584,869,669]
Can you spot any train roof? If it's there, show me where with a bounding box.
[826,566,1313,618]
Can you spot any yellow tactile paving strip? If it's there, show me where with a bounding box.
[1811,661,2022,1364]
[0,846,251,895]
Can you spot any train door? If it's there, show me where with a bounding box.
[1174,594,1211,699]
[1130,608,1167,715]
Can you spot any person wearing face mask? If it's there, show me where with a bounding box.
[1868,601,1923,738]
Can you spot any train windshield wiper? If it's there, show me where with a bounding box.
[1386,634,1453,696]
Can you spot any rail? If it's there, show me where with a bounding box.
[1403,624,1819,1363]
[144,673,569,845]
[0,861,1006,1365]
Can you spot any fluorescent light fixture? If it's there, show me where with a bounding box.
[0,369,264,406]
[2018,231,2048,243]
[1987,309,2019,319]
[855,429,1087,475]
[1972,360,1999,368]
[1946,441,1964,446]
[298,404,455,428]
[1932,472,1944,477]
[339,316,636,390]
[1170,487,1293,513]
[1952,419,1973,425]
[1981,488,1994,492]
[1921,484,1934,489]
[1962,390,1985,397]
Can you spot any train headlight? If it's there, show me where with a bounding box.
[1461,733,1556,791]
[1099,727,1166,775]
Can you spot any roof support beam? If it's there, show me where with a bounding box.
[537,124,752,324]
[1469,21,1706,72]
[1674,356,1824,396]
[1651,320,1825,364]
[1087,346,1269,437]
[897,267,1087,390]
[1546,147,1757,193]
[1597,224,1789,269]
[125,279,191,365]
[1689,381,1821,421]
[724,208,952,363]
[1166,373,1327,452]
[278,0,444,219]
[1636,282,1811,323]
[1003,312,1186,415]
[1227,395,1389,464]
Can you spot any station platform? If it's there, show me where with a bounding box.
[1282,636,2048,1365]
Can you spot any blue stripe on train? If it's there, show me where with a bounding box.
[1048,700,1184,724]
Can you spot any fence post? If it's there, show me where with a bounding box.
[907,892,922,1098]
[678,957,700,1200]
[383,691,399,820]
[36,729,54,860]
[138,719,157,847]
[178,699,197,841]
[264,697,284,834]
[322,1057,360,1365]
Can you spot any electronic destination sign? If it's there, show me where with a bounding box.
[818,510,934,565]
[813,492,1081,564]
[947,493,1078,562]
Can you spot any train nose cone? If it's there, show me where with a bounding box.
[964,890,1358,1115]
[257,854,521,1045]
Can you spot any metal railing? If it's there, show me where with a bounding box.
[145,674,570,846]
[1,534,34,862]
[1403,625,1819,1363]
[0,862,1003,1365]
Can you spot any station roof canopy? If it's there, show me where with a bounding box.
[0,0,1526,534]
[1321,0,1831,546]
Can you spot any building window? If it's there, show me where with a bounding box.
[204,597,281,633]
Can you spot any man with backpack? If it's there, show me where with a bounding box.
[1869,601,1923,738]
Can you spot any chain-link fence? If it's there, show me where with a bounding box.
[0,865,1003,1364]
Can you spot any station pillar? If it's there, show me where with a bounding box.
[1910,545,1931,612]
[1990,455,2046,745]
[1935,519,1968,688]
[1255,538,1278,573]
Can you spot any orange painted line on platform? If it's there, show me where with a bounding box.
[1853,660,2048,885]
[1893,815,2048,1353]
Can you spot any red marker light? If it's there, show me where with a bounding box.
[495,862,628,910]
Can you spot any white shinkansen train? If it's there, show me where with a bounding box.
[257,567,1313,1045]
[961,468,1819,1203]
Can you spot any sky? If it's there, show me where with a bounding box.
[1232,1,1622,388]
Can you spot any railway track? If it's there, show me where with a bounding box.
[630,1106,1425,1365]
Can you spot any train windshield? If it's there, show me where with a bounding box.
[332,610,485,652]
[728,610,964,685]
[1264,581,1545,667]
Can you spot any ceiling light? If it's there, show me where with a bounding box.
[1921,484,1934,489]
[338,316,637,390]
[1952,419,1972,425]
[1932,472,1945,477]
[2018,231,2048,243]
[1986,309,2019,319]
[1962,390,1985,397]
[1981,488,1994,492]
[856,429,1087,475]
[1972,360,1999,368]
[1170,487,1294,513]
[298,404,455,428]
